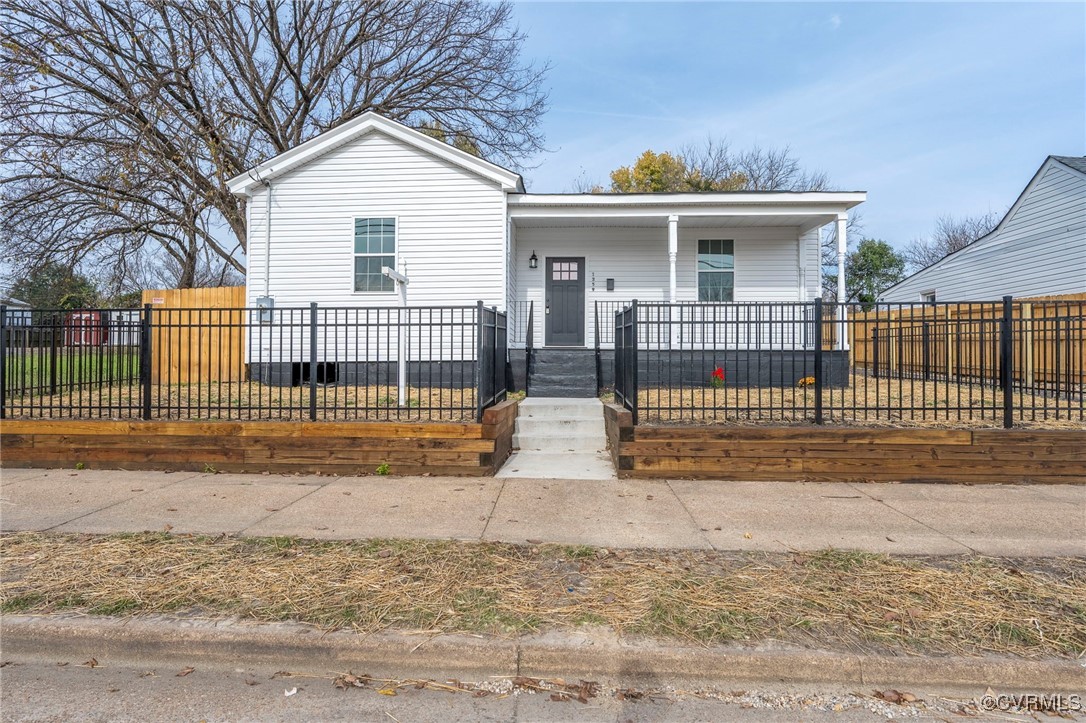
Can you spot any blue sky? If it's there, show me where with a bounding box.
[511,1,1086,249]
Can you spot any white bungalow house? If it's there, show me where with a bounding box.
[880,155,1086,303]
[227,112,864,394]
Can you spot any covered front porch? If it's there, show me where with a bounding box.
[506,192,864,350]
[502,192,864,395]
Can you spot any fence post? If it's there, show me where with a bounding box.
[813,298,824,425]
[139,304,153,420]
[1000,295,1014,429]
[921,321,931,381]
[309,302,318,422]
[630,299,639,426]
[475,301,485,422]
[872,326,880,379]
[49,313,59,396]
[0,305,6,420]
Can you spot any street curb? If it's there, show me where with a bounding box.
[2,615,1083,692]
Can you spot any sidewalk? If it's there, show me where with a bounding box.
[3,467,1082,556]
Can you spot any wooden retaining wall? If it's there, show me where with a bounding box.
[0,401,518,477]
[604,404,1085,484]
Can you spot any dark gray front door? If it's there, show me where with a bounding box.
[545,257,585,346]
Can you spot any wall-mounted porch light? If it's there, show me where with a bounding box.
[528,251,538,269]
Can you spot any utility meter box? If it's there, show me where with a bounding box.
[255,296,274,323]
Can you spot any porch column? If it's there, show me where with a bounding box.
[835,213,849,350]
[667,214,678,303]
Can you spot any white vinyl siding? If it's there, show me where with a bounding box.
[880,161,1086,301]
[246,131,506,309]
[513,225,813,347]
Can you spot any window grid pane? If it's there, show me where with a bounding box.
[697,239,734,302]
[354,218,396,292]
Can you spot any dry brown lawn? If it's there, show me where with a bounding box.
[620,377,1084,428]
[4,382,479,422]
[3,533,1084,659]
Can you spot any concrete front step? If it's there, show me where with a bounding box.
[527,382,597,398]
[511,434,602,452]
[499,397,614,479]
[517,398,604,416]
[495,450,615,480]
[515,417,603,438]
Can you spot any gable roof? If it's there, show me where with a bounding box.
[227,112,524,196]
[1053,155,1086,176]
[879,154,1086,298]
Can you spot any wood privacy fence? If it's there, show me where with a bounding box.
[141,286,246,384]
[851,294,1086,389]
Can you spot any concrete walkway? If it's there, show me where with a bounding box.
[1,468,1082,556]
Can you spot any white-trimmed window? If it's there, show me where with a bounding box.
[921,290,936,303]
[697,239,734,302]
[353,217,396,293]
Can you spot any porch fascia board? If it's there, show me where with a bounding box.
[507,205,853,233]
[508,192,866,207]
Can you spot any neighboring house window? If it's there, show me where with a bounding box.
[921,290,936,303]
[354,217,396,292]
[697,239,735,302]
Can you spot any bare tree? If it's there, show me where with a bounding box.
[679,137,831,192]
[1,0,548,288]
[903,211,1001,271]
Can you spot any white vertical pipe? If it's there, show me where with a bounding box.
[263,181,272,298]
[397,271,408,407]
[835,213,848,350]
[667,214,678,303]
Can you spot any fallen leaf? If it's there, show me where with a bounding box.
[883,612,900,622]
[743,532,753,539]
[166,508,178,512]
[377,687,397,696]
[245,680,259,686]
[176,667,195,677]
[549,693,568,702]
[138,671,156,678]
[81,658,98,668]
[526,538,543,544]
[874,689,917,705]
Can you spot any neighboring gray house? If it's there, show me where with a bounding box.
[880,155,1086,302]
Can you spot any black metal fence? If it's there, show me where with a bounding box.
[1,302,508,422]
[614,298,1085,427]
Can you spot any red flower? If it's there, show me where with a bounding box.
[710,367,725,388]
[712,367,725,380]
